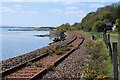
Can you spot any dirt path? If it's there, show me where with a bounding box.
[42,32,91,79]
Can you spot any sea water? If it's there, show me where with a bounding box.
[0,27,52,60]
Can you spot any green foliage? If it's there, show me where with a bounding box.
[56,2,120,32]
[71,22,80,31]
[80,12,96,31]
[57,23,71,31]
[110,33,120,40]
[79,2,120,32]
[81,40,113,79]
[57,22,81,31]
[115,19,120,27]
[115,19,120,31]
[70,26,79,31]
[46,45,71,56]
[55,45,71,55]
[92,21,106,32]
[59,45,71,51]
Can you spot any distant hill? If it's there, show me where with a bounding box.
[57,1,120,32]
[1,25,56,31]
[79,1,120,32]
[0,25,17,28]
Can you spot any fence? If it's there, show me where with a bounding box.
[103,31,118,80]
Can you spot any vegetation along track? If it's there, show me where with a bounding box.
[1,31,85,80]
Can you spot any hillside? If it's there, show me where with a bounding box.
[79,1,120,32]
[57,1,120,32]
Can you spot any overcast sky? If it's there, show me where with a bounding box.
[0,1,118,27]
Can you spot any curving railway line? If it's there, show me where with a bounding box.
[1,31,85,80]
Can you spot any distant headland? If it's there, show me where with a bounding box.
[0,25,56,31]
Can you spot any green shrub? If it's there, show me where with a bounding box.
[45,44,71,56]
[92,21,106,32]
[81,40,113,79]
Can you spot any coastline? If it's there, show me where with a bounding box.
[1,31,85,79]
[1,30,66,71]
[1,45,50,71]
[1,29,52,60]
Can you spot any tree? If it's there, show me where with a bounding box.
[98,11,113,21]
[79,2,120,32]
[57,23,71,31]
[64,23,71,30]
[115,19,120,31]
[80,12,97,31]
[92,21,106,32]
[70,22,80,31]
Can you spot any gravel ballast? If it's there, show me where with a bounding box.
[43,33,90,79]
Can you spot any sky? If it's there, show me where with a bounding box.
[0,1,119,27]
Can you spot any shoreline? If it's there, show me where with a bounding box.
[1,30,52,61]
[1,30,67,71]
[1,31,85,79]
[1,45,50,71]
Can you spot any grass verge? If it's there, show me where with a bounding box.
[110,33,120,40]
[81,39,113,79]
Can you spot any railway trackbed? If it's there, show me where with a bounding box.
[1,31,85,80]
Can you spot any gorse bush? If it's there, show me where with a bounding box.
[82,66,97,78]
[81,40,112,79]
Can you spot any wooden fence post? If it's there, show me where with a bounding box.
[107,34,112,60]
[105,34,108,48]
[92,34,95,40]
[112,42,118,80]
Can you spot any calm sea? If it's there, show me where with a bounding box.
[0,27,52,60]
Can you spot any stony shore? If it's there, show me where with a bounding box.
[1,31,75,71]
[42,32,90,79]
[1,31,90,79]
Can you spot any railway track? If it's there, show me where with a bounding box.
[1,31,85,80]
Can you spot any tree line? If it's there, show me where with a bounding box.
[57,1,120,32]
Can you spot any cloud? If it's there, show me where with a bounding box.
[0,7,16,13]
[90,3,105,8]
[14,4,21,10]
[0,5,38,15]
[66,10,84,14]
[1,0,119,2]
[56,1,77,5]
[50,5,85,16]
[50,8,62,13]
[26,11,38,15]
[65,6,85,15]
[66,10,87,18]
[66,6,78,10]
